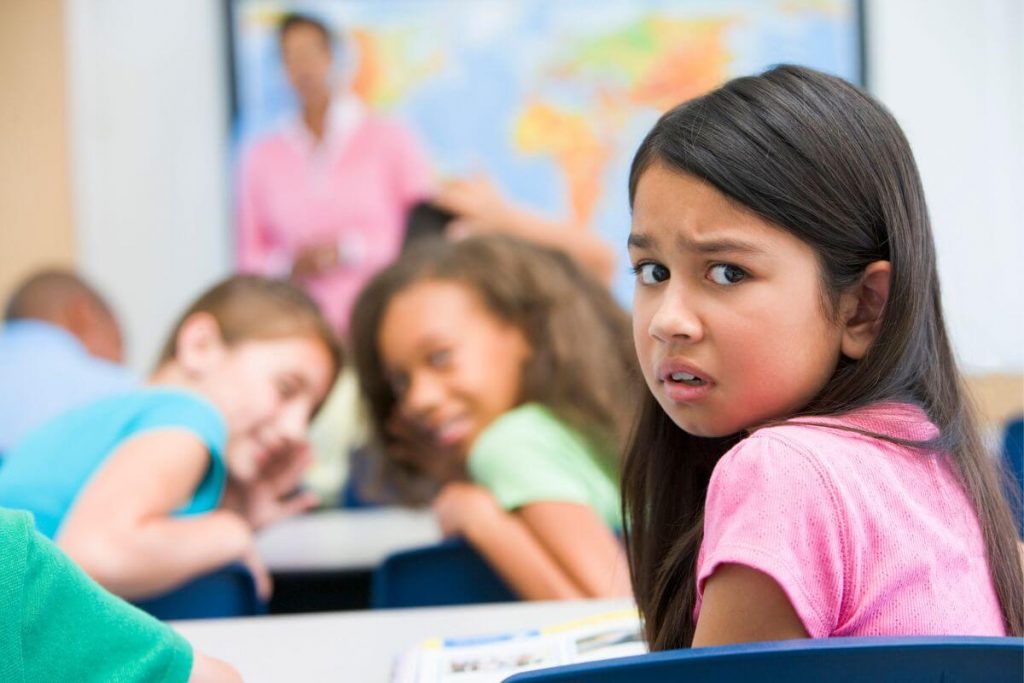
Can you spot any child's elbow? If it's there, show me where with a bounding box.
[58,530,143,597]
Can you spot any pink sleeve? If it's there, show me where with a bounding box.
[236,147,281,274]
[697,434,848,637]
[388,123,434,207]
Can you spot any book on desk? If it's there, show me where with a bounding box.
[392,608,644,682]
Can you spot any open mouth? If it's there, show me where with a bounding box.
[668,371,707,387]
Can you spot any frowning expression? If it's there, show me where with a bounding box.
[629,164,844,437]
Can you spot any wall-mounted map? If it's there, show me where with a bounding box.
[230,0,863,302]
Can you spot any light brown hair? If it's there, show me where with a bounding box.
[157,275,342,375]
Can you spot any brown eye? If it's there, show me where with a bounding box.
[708,263,747,285]
[633,262,669,284]
[427,349,451,368]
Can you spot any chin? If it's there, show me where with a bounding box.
[661,405,737,439]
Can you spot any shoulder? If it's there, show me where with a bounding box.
[0,508,33,559]
[707,428,850,541]
[240,130,292,170]
[474,404,579,452]
[357,115,423,152]
[131,389,228,456]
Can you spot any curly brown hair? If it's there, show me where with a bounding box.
[349,234,639,504]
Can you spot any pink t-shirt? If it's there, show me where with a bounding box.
[695,403,1006,637]
[237,100,433,335]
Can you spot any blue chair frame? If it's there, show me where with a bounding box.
[1001,417,1023,537]
[132,563,267,620]
[503,636,1024,683]
[371,538,518,608]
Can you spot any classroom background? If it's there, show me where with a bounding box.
[2,0,1021,431]
[0,1,1017,361]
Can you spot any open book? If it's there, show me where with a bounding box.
[392,608,645,683]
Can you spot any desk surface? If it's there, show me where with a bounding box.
[174,598,634,682]
[256,508,442,572]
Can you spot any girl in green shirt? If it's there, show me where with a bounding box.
[351,235,638,599]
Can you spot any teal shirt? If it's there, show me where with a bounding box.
[0,508,192,682]
[0,388,228,539]
[468,403,621,530]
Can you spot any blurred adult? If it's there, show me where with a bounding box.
[237,12,433,335]
[0,270,135,454]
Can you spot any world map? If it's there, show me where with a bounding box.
[233,0,861,302]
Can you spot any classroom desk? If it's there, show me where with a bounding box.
[256,508,442,573]
[174,598,634,682]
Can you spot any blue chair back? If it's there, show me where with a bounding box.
[371,538,518,608]
[1001,417,1023,536]
[503,636,1024,683]
[132,563,267,620]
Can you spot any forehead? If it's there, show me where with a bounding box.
[236,337,333,391]
[378,280,493,360]
[281,23,331,51]
[630,164,796,253]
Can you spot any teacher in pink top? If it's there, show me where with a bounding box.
[237,13,433,335]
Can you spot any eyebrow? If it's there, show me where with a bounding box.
[627,231,765,256]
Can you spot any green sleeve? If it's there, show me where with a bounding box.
[468,404,594,511]
[10,512,193,683]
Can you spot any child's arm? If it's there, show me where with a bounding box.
[434,483,631,600]
[189,652,243,683]
[516,501,632,597]
[691,563,810,646]
[57,430,253,599]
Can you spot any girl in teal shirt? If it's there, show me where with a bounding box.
[0,276,340,602]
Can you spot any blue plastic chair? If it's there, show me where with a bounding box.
[1001,417,1023,537]
[371,538,518,608]
[132,563,267,620]
[503,636,1024,683]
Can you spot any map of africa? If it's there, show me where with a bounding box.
[233,0,861,302]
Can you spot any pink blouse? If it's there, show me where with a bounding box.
[237,100,433,334]
[696,403,1006,637]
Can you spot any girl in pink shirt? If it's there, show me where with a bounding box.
[623,65,1023,651]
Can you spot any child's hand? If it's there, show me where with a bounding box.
[432,482,502,538]
[386,412,467,483]
[290,242,338,279]
[240,544,273,601]
[226,441,320,530]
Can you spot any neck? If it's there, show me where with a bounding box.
[148,362,200,392]
[303,96,330,141]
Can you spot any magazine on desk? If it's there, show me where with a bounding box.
[392,608,645,683]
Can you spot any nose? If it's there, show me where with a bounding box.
[402,370,445,418]
[647,285,705,344]
[264,397,311,449]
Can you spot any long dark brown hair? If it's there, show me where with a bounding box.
[350,234,639,504]
[622,65,1023,649]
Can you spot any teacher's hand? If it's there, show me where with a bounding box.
[290,243,339,280]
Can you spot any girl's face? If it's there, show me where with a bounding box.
[378,280,531,461]
[281,24,333,107]
[208,336,334,482]
[629,165,844,437]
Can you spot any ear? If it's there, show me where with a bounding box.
[62,294,93,342]
[174,312,226,378]
[839,261,892,361]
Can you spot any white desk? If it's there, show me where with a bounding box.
[256,508,442,573]
[174,598,634,682]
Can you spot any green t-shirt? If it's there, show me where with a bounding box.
[468,403,621,530]
[0,508,193,683]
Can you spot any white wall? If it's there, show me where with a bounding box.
[866,0,1024,373]
[66,0,230,370]
[65,0,1023,373]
